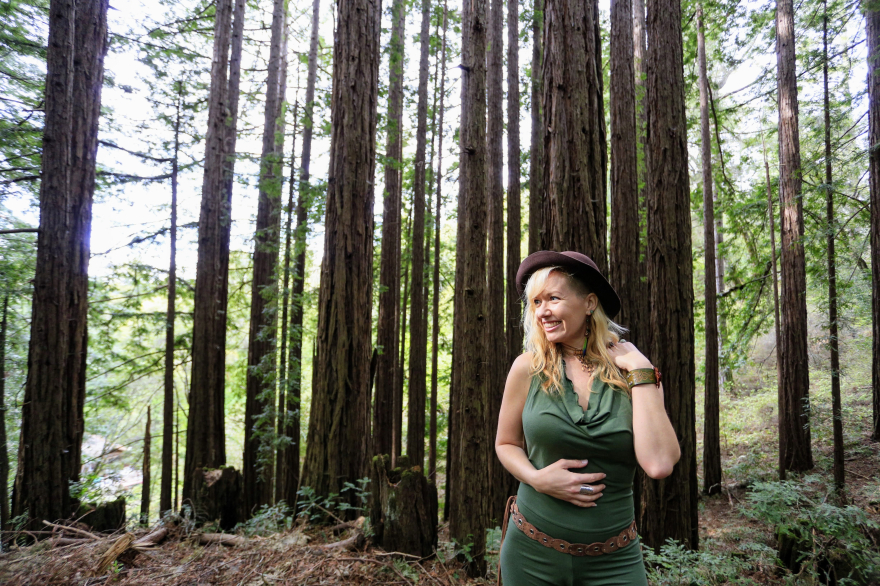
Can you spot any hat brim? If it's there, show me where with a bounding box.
[515,251,622,319]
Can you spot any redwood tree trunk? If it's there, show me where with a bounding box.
[407,0,432,470]
[0,296,9,529]
[282,0,321,506]
[141,407,151,524]
[609,0,641,344]
[449,0,489,572]
[184,0,240,504]
[160,84,182,515]
[697,8,721,497]
[776,0,813,476]
[528,0,544,254]
[300,0,380,513]
[429,1,449,484]
[541,0,606,268]
[822,0,844,493]
[12,0,108,528]
[868,0,880,442]
[374,0,405,460]
[640,0,698,550]
[486,0,509,525]
[507,0,523,365]
[243,0,288,515]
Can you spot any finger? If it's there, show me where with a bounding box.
[571,492,604,503]
[576,472,606,484]
[568,495,601,507]
[559,459,589,470]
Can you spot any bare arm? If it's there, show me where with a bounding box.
[608,342,680,479]
[495,353,607,507]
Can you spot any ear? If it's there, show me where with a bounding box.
[585,292,599,314]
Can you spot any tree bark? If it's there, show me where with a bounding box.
[697,8,721,497]
[374,0,405,461]
[429,1,448,484]
[507,0,523,365]
[541,0,606,268]
[276,102,299,505]
[640,0,698,550]
[868,0,880,442]
[396,210,412,466]
[160,82,182,516]
[822,0,844,493]
[12,0,108,528]
[486,0,509,525]
[184,0,244,504]
[300,0,380,513]
[776,0,813,476]
[243,0,288,515]
[407,0,432,470]
[449,0,489,572]
[609,0,640,344]
[141,407,151,524]
[0,296,9,530]
[528,0,544,254]
[283,0,322,507]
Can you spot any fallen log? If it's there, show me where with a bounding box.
[95,533,135,575]
[133,527,168,548]
[198,533,247,547]
[51,537,90,547]
[42,520,101,541]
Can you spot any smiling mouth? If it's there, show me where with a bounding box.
[543,321,561,331]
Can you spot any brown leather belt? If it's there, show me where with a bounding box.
[501,496,638,557]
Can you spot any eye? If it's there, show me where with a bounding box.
[550,295,560,301]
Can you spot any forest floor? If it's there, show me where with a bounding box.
[2,337,879,585]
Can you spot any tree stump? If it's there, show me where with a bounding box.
[77,497,126,532]
[370,454,438,557]
[189,467,241,531]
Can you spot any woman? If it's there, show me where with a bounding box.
[496,251,680,586]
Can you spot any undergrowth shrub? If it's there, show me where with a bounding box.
[746,476,880,585]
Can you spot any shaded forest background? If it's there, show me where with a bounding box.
[0,0,879,582]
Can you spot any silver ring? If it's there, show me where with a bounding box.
[618,338,627,344]
[578,485,595,495]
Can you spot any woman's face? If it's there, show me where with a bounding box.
[531,271,597,347]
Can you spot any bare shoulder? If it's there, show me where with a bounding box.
[506,352,534,387]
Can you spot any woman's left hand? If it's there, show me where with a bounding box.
[605,339,653,373]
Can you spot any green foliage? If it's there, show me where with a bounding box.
[746,477,880,584]
[644,538,764,586]
[296,477,371,524]
[236,501,294,536]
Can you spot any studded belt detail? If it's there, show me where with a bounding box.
[508,499,638,557]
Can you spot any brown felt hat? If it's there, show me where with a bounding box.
[516,251,621,319]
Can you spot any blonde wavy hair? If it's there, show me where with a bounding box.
[522,266,630,395]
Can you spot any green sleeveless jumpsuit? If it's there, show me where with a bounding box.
[499,363,648,586]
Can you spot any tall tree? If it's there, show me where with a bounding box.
[609,0,641,345]
[506,0,523,364]
[276,100,299,504]
[183,0,246,503]
[141,407,152,524]
[868,0,880,442]
[541,0,607,268]
[429,0,449,484]
[486,0,508,523]
[640,0,698,549]
[528,0,544,254]
[776,0,813,476]
[243,0,289,515]
[12,0,109,527]
[0,295,8,530]
[407,0,432,469]
[697,7,721,497]
[300,0,380,512]
[763,135,783,408]
[160,82,183,516]
[822,0,844,493]
[282,0,322,506]
[374,0,406,460]
[449,0,489,572]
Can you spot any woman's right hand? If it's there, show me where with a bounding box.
[529,459,606,507]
